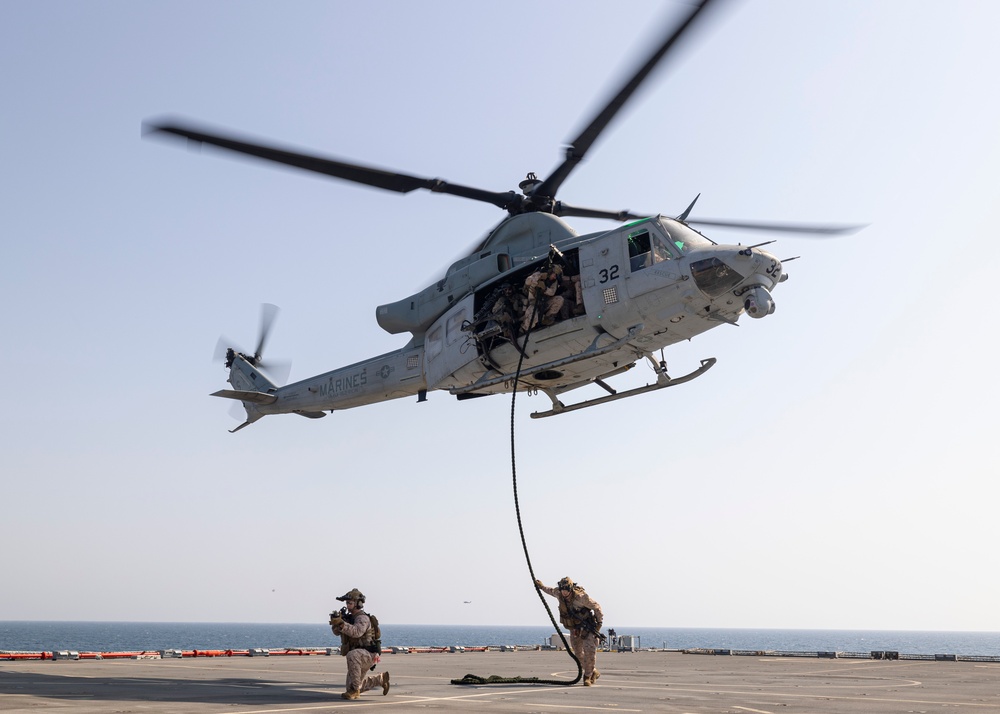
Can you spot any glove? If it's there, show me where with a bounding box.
[330,614,344,627]
[534,579,544,588]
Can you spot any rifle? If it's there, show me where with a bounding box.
[583,619,607,644]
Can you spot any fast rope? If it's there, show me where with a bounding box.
[452,256,583,687]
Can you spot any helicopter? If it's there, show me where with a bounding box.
[144,0,860,432]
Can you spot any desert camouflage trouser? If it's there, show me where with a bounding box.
[522,295,564,331]
[345,648,382,693]
[570,629,598,678]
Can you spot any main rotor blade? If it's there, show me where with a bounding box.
[533,0,721,201]
[143,119,519,211]
[553,202,648,222]
[550,204,865,235]
[686,218,866,235]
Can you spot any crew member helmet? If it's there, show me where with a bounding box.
[336,588,365,604]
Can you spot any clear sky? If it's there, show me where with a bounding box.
[3,0,998,632]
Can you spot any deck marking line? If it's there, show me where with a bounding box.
[519,704,641,712]
[231,685,569,712]
[589,683,997,708]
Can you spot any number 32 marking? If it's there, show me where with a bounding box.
[599,265,620,284]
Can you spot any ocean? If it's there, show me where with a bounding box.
[2,622,998,656]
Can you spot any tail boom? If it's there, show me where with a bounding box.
[213,346,427,431]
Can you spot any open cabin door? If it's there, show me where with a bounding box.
[578,228,632,337]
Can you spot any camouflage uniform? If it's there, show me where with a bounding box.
[490,285,520,343]
[564,272,584,316]
[537,577,603,685]
[334,613,387,696]
[330,588,389,700]
[522,268,564,331]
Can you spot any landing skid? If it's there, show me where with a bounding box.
[530,358,717,419]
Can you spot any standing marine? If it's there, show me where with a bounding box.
[329,588,390,700]
[536,576,604,685]
[521,267,564,331]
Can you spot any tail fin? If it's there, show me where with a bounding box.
[211,353,279,432]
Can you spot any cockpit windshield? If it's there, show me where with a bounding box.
[657,218,714,255]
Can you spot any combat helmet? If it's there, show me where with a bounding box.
[557,577,575,590]
[336,588,365,605]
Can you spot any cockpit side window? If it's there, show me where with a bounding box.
[627,229,652,272]
[651,233,673,262]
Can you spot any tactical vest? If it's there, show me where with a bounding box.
[558,589,596,631]
[340,612,382,656]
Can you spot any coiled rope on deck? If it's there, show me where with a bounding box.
[452,259,583,687]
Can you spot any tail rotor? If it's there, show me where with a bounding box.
[213,303,291,385]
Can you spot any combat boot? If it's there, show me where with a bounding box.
[592,668,600,683]
[381,671,391,695]
[341,690,360,700]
